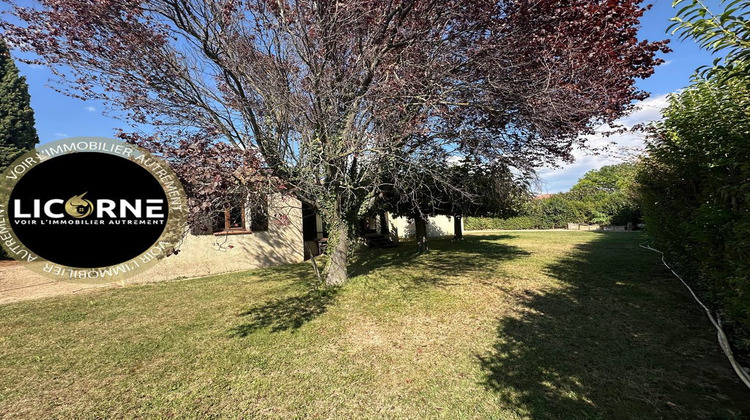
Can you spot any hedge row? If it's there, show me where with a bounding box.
[465,216,547,230]
[638,78,750,351]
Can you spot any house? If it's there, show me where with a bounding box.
[131,194,304,283]
[389,214,460,239]
[134,195,462,282]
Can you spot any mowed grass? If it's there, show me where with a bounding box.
[1,232,748,419]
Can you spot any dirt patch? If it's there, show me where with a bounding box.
[0,261,122,304]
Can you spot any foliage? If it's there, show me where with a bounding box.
[379,157,532,248]
[383,157,531,218]
[570,163,637,196]
[0,37,38,260]
[669,0,750,81]
[467,163,642,230]
[465,215,541,230]
[117,131,282,234]
[0,37,37,173]
[523,194,587,228]
[568,163,641,226]
[638,0,750,350]
[0,0,668,284]
[466,195,585,230]
[638,77,750,348]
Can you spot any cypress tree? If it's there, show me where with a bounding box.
[0,38,38,173]
[0,38,38,259]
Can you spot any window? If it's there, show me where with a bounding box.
[209,196,268,235]
[213,205,250,235]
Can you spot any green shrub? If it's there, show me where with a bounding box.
[465,216,540,230]
[638,77,750,350]
[528,195,586,228]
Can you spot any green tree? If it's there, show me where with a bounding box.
[0,38,38,173]
[570,163,637,195]
[465,163,642,230]
[569,163,641,225]
[0,38,37,260]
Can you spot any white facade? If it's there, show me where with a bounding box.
[388,214,461,239]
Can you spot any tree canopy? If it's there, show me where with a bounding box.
[568,163,640,225]
[571,163,637,196]
[0,37,38,173]
[1,0,668,284]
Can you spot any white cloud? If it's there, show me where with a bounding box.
[617,94,670,129]
[83,106,97,112]
[535,93,671,194]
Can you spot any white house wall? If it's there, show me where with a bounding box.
[389,214,460,239]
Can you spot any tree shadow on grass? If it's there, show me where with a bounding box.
[244,262,318,287]
[231,235,529,337]
[478,232,750,419]
[349,235,530,289]
[230,287,338,336]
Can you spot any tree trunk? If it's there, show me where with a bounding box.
[453,214,463,241]
[324,223,349,286]
[415,214,429,252]
[379,211,389,235]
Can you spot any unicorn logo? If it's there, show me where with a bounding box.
[64,192,94,218]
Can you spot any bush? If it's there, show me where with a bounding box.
[638,77,750,350]
[527,195,586,228]
[465,197,585,230]
[465,216,540,230]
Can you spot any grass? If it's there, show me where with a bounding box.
[0,231,748,419]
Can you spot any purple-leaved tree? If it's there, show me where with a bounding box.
[1,0,668,285]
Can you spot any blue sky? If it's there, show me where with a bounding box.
[10,0,719,192]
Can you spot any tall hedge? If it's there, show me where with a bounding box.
[637,78,750,350]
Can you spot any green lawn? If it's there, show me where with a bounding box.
[1,232,748,419]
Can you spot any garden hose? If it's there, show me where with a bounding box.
[640,243,750,391]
